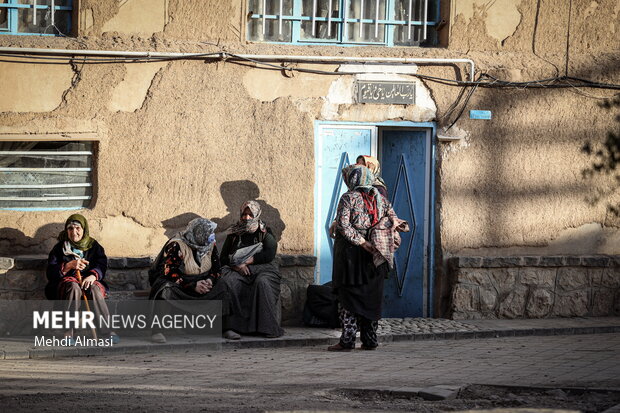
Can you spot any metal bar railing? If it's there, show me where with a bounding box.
[327,0,332,36]
[278,0,283,35]
[407,0,412,39]
[50,0,54,27]
[32,0,36,26]
[312,0,317,36]
[0,151,92,155]
[0,167,91,172]
[423,0,428,40]
[359,0,364,38]
[0,183,92,189]
[374,0,379,38]
[262,0,266,35]
[0,196,91,201]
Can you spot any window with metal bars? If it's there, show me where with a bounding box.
[247,0,440,46]
[0,141,94,211]
[0,0,72,36]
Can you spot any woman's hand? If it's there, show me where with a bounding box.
[360,241,377,254]
[232,264,251,276]
[195,279,213,294]
[245,256,254,265]
[65,259,89,272]
[81,274,96,290]
[329,221,338,239]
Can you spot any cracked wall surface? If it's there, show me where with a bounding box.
[0,0,618,262]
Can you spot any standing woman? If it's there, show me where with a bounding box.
[46,214,118,343]
[329,165,408,351]
[219,200,284,338]
[355,155,388,198]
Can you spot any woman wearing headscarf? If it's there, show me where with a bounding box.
[219,200,284,338]
[149,217,231,343]
[329,164,409,351]
[46,214,118,343]
[330,155,389,239]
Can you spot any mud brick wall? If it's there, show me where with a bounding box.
[448,256,620,320]
[0,255,315,326]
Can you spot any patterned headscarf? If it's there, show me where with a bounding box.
[180,218,217,259]
[342,164,386,224]
[358,155,387,190]
[57,213,95,251]
[228,200,266,235]
[342,164,376,191]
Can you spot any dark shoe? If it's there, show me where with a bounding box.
[360,344,377,350]
[327,343,353,352]
[223,330,241,340]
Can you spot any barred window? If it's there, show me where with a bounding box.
[0,141,94,210]
[247,0,440,46]
[0,0,72,36]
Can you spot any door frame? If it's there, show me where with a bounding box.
[313,120,437,317]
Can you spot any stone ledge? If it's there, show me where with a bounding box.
[448,255,620,268]
[3,254,317,270]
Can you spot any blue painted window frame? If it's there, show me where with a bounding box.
[247,0,440,47]
[0,0,72,36]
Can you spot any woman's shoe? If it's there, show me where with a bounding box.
[327,343,353,352]
[151,333,167,343]
[223,330,241,340]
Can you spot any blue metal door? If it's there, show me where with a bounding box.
[314,125,376,283]
[380,128,431,317]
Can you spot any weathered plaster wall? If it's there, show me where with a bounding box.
[0,0,618,266]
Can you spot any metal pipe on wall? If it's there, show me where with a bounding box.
[0,47,476,82]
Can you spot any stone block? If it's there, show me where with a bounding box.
[590,288,616,317]
[295,255,317,267]
[564,256,582,266]
[488,268,518,292]
[451,285,477,312]
[13,256,47,270]
[125,257,152,268]
[4,270,45,291]
[582,256,610,267]
[497,287,527,318]
[519,267,556,288]
[552,291,588,317]
[277,254,296,267]
[525,288,554,318]
[539,256,565,267]
[600,268,620,288]
[478,287,497,312]
[482,256,523,268]
[523,256,541,266]
[459,269,492,288]
[0,257,14,270]
[589,268,605,286]
[108,257,127,269]
[557,267,589,291]
[456,256,483,268]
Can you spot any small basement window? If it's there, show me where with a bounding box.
[0,141,94,210]
[0,0,73,36]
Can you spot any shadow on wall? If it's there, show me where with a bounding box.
[160,212,202,240]
[0,223,64,256]
[435,58,620,317]
[211,180,286,242]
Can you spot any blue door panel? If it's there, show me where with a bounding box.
[381,129,428,318]
[315,126,374,283]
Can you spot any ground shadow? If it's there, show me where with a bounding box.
[211,180,286,242]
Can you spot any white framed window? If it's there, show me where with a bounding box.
[0,0,73,36]
[0,140,94,210]
[247,0,440,46]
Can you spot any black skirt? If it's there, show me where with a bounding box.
[332,235,388,321]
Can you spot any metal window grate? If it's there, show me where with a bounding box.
[0,141,94,210]
[248,0,439,46]
[0,0,72,36]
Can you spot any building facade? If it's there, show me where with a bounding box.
[1,0,619,319]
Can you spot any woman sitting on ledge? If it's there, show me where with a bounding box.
[149,217,233,343]
[219,200,284,338]
[46,214,119,344]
